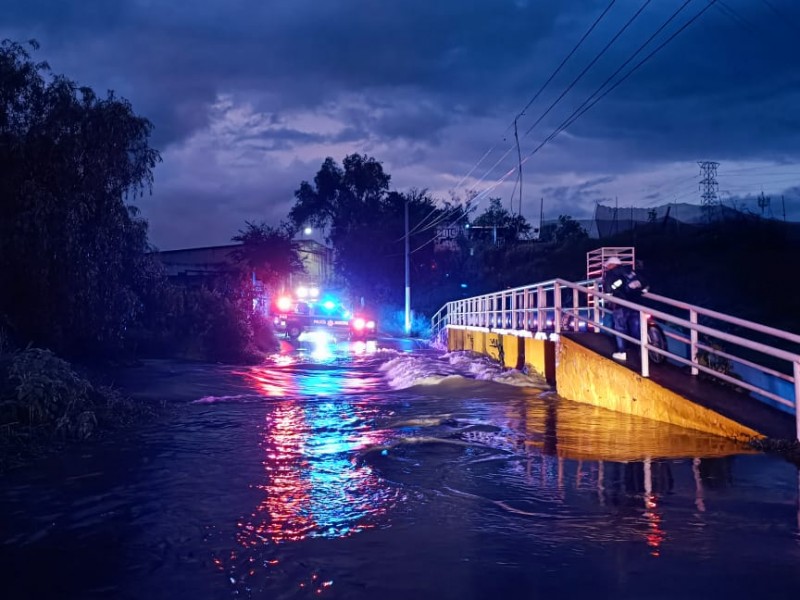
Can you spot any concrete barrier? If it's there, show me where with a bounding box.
[443,325,762,441]
[555,337,761,442]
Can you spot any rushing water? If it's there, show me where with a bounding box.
[2,338,800,599]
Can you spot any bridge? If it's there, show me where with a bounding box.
[431,247,800,444]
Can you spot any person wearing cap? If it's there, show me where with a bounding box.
[602,256,645,361]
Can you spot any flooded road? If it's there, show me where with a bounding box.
[2,338,800,599]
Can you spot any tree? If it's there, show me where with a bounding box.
[551,215,589,245]
[471,198,532,244]
[231,221,305,290]
[0,40,161,356]
[288,155,448,307]
[289,154,391,238]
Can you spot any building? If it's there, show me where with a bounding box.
[154,239,335,291]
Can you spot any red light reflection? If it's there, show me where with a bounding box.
[235,366,396,549]
[643,459,666,557]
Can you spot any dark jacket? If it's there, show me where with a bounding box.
[603,265,645,305]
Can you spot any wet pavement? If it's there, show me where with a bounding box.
[1,337,799,599]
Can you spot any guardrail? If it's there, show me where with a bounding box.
[431,278,800,441]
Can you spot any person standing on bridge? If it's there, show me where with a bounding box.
[603,256,646,362]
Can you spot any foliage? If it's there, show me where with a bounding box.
[0,347,156,470]
[0,39,161,357]
[540,215,589,245]
[184,285,261,363]
[130,275,269,364]
[289,155,459,308]
[5,348,94,435]
[231,221,305,289]
[471,198,531,243]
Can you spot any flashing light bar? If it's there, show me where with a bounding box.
[276,296,293,312]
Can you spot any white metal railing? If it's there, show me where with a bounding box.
[431,278,800,441]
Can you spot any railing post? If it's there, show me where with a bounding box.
[690,309,699,376]
[554,281,562,335]
[794,360,800,443]
[525,289,532,330]
[592,282,601,333]
[640,308,649,378]
[572,288,579,332]
[537,286,545,332]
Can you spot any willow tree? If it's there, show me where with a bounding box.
[0,40,161,356]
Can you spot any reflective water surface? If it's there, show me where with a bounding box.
[2,339,799,599]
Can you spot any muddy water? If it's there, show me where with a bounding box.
[2,340,799,599]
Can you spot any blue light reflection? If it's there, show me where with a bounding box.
[236,366,398,547]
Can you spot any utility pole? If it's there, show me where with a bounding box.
[514,116,523,219]
[404,197,411,335]
[539,197,544,240]
[698,161,720,221]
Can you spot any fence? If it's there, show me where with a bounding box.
[431,278,800,441]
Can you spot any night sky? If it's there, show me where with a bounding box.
[3,0,800,249]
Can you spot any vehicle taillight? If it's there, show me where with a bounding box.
[352,317,366,330]
[276,296,293,312]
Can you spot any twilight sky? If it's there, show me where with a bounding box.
[4,0,800,249]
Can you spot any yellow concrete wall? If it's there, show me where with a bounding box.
[555,337,762,442]
[447,327,462,352]
[484,332,498,361]
[523,337,556,384]
[445,326,554,382]
[501,333,523,370]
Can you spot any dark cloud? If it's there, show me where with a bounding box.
[3,0,800,247]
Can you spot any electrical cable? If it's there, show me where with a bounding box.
[451,0,618,195]
[465,1,651,198]
[522,0,653,139]
[478,0,720,203]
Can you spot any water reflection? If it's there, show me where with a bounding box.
[513,397,756,556]
[236,366,398,547]
[522,397,756,462]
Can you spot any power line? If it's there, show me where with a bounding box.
[715,0,757,31]
[522,0,654,139]
[472,0,714,203]
[759,0,800,34]
[503,0,720,199]
[451,0,618,195]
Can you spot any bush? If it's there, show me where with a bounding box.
[0,347,156,470]
[130,277,276,364]
[181,286,263,363]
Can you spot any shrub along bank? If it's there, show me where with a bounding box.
[0,347,158,471]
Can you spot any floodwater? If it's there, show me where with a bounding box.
[2,338,800,599]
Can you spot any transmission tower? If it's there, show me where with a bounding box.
[698,161,720,220]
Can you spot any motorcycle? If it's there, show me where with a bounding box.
[644,313,667,364]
